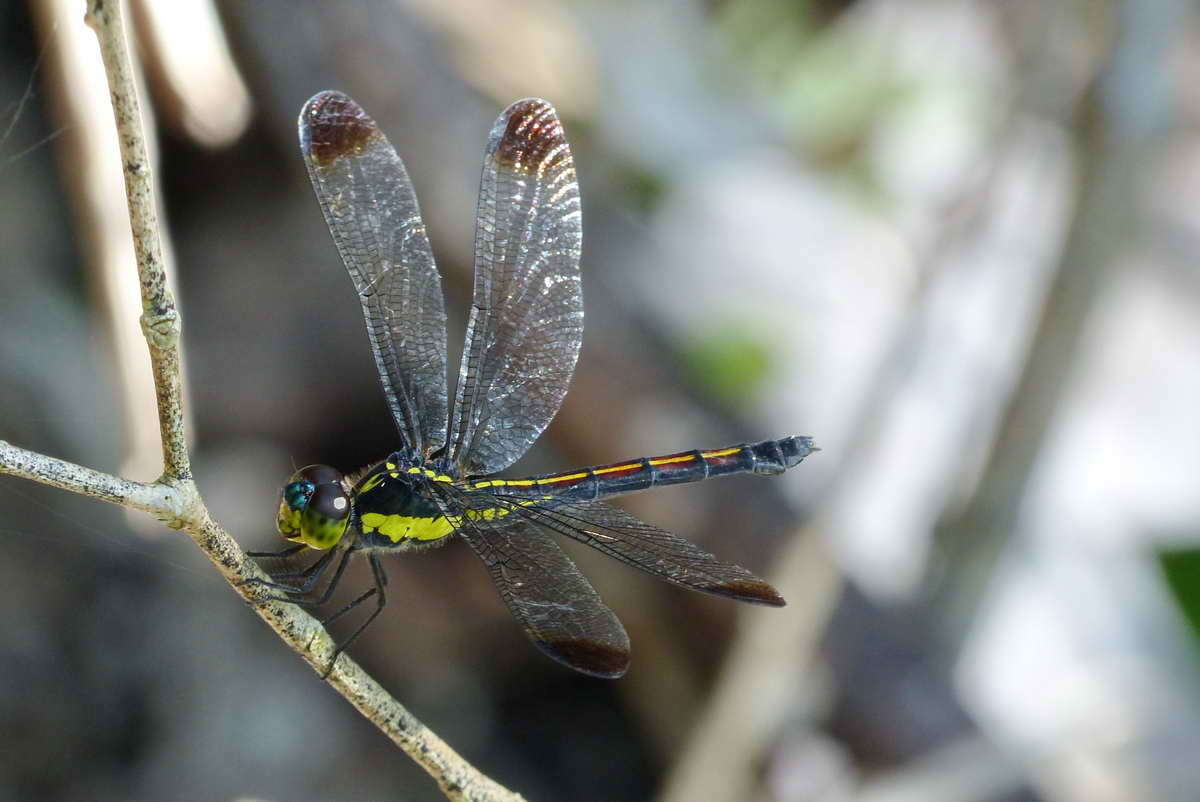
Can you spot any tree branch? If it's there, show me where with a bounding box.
[84,0,187,482]
[0,2,525,799]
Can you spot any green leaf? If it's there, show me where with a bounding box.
[1158,547,1200,651]
[681,328,774,407]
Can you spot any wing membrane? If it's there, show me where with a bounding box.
[474,492,786,606]
[433,487,630,677]
[448,99,583,475]
[299,91,449,457]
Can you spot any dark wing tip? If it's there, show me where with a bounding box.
[537,637,631,679]
[299,90,382,167]
[703,578,787,607]
[489,98,570,173]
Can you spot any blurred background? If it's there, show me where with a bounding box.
[3,0,1200,800]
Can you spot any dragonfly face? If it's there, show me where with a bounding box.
[276,464,351,549]
[247,90,817,679]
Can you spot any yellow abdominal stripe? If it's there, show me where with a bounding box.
[468,447,742,490]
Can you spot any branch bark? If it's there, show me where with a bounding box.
[85,0,187,482]
[0,2,525,800]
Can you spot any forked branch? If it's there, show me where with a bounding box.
[0,3,524,800]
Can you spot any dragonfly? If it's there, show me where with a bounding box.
[246,90,816,679]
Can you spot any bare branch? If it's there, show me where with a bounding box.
[84,0,187,482]
[0,438,167,514]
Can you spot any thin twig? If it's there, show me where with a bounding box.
[0,3,525,800]
[0,439,167,514]
[29,0,168,484]
[84,0,187,482]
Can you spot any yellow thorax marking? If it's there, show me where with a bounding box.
[357,465,455,496]
[405,466,453,482]
[360,497,543,544]
[360,512,454,542]
[357,472,386,494]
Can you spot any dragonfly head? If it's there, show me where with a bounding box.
[276,464,351,549]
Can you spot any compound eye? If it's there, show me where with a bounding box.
[309,483,350,522]
[299,464,345,486]
[299,483,352,549]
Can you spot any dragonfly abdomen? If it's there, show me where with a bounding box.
[469,436,815,502]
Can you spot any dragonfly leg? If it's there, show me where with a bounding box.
[320,586,377,628]
[242,546,343,602]
[245,543,307,559]
[301,544,358,607]
[321,553,388,679]
[264,548,345,588]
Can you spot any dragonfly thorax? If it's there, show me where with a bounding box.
[275,464,351,549]
[352,457,458,549]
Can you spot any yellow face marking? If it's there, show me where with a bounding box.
[277,503,302,535]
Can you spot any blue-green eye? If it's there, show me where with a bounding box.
[283,480,315,512]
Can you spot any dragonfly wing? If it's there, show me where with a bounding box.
[499,496,786,606]
[440,489,630,677]
[299,91,449,457]
[448,99,583,475]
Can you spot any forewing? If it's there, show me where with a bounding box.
[448,99,583,475]
[435,488,630,677]
[299,91,449,457]
[490,495,786,606]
